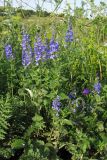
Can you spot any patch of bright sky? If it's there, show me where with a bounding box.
[0,0,106,13]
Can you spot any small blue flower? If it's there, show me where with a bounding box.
[5,44,13,60]
[94,82,101,94]
[83,88,90,95]
[68,92,76,99]
[52,96,61,112]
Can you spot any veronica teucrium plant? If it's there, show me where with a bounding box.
[1,9,107,160]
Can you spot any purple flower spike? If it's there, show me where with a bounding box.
[22,33,32,67]
[5,44,13,60]
[22,51,31,66]
[65,26,73,42]
[52,96,61,112]
[94,82,101,94]
[44,37,59,60]
[49,39,59,54]
[83,88,90,95]
[34,37,45,64]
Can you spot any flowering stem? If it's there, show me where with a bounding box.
[99,59,102,80]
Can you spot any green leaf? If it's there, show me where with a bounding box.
[11,139,25,149]
[97,121,104,132]
[62,119,72,126]
[59,93,68,100]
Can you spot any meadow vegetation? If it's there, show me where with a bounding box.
[0,2,107,160]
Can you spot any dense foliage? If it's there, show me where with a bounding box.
[0,3,107,160]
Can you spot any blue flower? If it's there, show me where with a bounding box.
[94,82,101,94]
[5,44,13,60]
[52,96,61,112]
[65,26,73,42]
[83,88,90,95]
[68,92,76,99]
[22,33,32,67]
